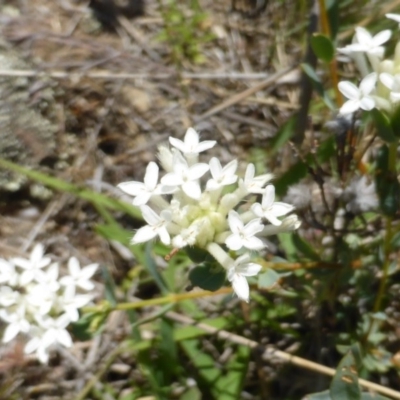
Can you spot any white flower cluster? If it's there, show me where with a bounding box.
[118,128,300,302]
[0,244,98,363]
[337,14,400,115]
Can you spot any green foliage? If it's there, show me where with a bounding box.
[189,261,226,291]
[311,33,335,63]
[157,0,215,65]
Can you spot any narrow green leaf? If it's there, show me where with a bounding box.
[375,145,400,217]
[275,161,308,196]
[0,157,141,218]
[311,33,335,63]
[301,63,335,110]
[292,233,321,261]
[144,242,169,293]
[270,116,296,154]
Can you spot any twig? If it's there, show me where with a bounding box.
[195,65,297,121]
[0,69,272,80]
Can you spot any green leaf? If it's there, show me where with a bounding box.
[311,33,335,63]
[304,390,332,400]
[370,109,397,143]
[189,262,226,291]
[375,145,400,217]
[275,161,308,196]
[0,157,141,219]
[258,268,280,289]
[270,116,296,155]
[329,344,362,400]
[301,63,335,110]
[390,104,400,137]
[326,0,339,39]
[144,242,169,293]
[185,246,209,263]
[292,233,321,261]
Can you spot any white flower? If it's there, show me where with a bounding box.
[386,13,400,27]
[261,214,302,236]
[227,254,262,302]
[0,305,30,343]
[60,257,98,291]
[338,73,377,114]
[169,127,216,156]
[225,211,264,251]
[380,73,400,103]
[131,205,172,245]
[251,185,294,226]
[57,285,92,322]
[206,158,238,191]
[118,162,171,206]
[0,259,19,286]
[35,262,60,292]
[239,163,273,194]
[161,152,209,199]
[338,27,391,58]
[11,244,52,285]
[0,286,20,307]
[25,314,73,363]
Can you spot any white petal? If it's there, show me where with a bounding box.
[243,219,263,236]
[80,263,98,280]
[339,99,360,114]
[169,136,186,153]
[161,172,183,186]
[158,227,171,245]
[3,323,20,343]
[225,235,243,251]
[118,181,145,197]
[195,140,217,153]
[131,226,157,244]
[270,202,295,217]
[25,337,40,354]
[209,157,222,179]
[143,162,159,189]
[57,330,73,348]
[262,185,275,208]
[231,274,250,302]
[359,97,375,110]
[245,163,255,182]
[140,205,161,226]
[355,27,372,45]
[372,30,392,46]
[237,263,262,276]
[223,159,238,177]
[386,13,400,23]
[380,73,395,89]
[182,181,202,199]
[184,127,199,145]
[243,236,265,250]
[338,81,360,100]
[360,73,377,94]
[68,257,81,277]
[188,163,209,180]
[228,211,243,234]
